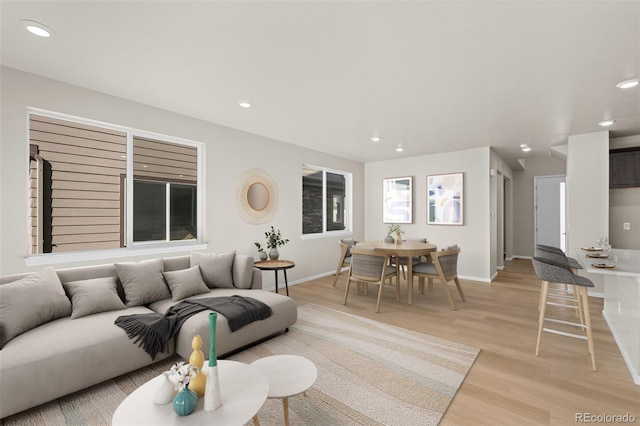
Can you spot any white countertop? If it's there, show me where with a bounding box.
[574,248,640,278]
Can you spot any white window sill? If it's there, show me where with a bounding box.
[301,231,353,241]
[24,242,209,267]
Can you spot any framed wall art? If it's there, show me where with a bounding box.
[427,172,464,225]
[383,176,413,224]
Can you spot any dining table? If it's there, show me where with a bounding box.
[355,241,437,305]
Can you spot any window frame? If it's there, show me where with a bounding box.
[301,163,353,239]
[25,108,206,266]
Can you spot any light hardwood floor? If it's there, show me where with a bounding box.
[286,258,640,425]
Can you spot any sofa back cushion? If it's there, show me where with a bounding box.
[190,251,235,289]
[162,266,210,301]
[115,259,171,307]
[62,276,126,319]
[0,266,72,348]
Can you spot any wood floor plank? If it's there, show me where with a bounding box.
[286,258,640,425]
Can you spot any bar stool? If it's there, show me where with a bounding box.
[534,246,584,324]
[532,256,596,370]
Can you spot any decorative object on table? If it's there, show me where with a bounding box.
[173,384,198,416]
[427,172,464,225]
[153,371,176,405]
[189,335,206,397]
[597,236,611,252]
[204,312,223,411]
[387,224,404,245]
[592,263,615,269]
[581,246,604,251]
[586,253,609,258]
[255,242,268,261]
[383,235,394,243]
[264,226,289,261]
[383,176,413,224]
[167,362,200,415]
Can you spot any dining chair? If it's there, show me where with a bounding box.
[333,239,356,287]
[412,245,465,310]
[532,256,596,371]
[343,247,398,313]
[391,237,428,279]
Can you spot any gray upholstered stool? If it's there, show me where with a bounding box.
[532,256,596,371]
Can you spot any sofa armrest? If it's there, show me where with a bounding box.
[233,253,262,289]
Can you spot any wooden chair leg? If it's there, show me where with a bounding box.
[440,280,457,310]
[252,415,260,425]
[375,282,384,313]
[536,280,549,356]
[419,277,425,294]
[454,277,466,301]
[580,286,597,371]
[428,277,434,292]
[343,279,351,305]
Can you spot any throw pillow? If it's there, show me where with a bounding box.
[0,266,72,349]
[115,259,171,307]
[162,266,210,301]
[190,251,235,289]
[62,276,126,319]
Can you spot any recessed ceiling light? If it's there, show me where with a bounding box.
[616,79,639,89]
[520,143,532,152]
[238,101,252,108]
[395,145,404,152]
[598,119,615,127]
[370,136,381,143]
[20,20,54,38]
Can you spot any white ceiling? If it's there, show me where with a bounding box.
[2,1,639,169]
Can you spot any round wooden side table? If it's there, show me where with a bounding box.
[254,260,295,296]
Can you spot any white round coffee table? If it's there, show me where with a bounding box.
[250,355,318,426]
[112,360,268,426]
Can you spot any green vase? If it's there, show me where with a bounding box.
[173,384,197,416]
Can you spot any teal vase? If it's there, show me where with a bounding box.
[173,384,197,416]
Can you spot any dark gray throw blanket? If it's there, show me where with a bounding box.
[114,296,272,360]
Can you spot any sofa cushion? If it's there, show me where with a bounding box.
[0,266,72,349]
[63,276,126,319]
[115,259,171,307]
[0,306,173,419]
[190,251,235,289]
[162,266,210,301]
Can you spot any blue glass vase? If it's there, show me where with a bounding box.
[173,384,197,416]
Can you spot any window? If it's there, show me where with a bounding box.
[302,165,351,236]
[28,112,202,255]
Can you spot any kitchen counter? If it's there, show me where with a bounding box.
[575,248,640,385]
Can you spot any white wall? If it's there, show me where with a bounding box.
[364,147,492,281]
[0,67,365,286]
[489,150,514,274]
[567,131,609,295]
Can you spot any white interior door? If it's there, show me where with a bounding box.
[534,175,566,251]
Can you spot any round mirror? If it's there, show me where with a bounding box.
[247,182,270,211]
[235,168,279,224]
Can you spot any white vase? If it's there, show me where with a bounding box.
[203,365,223,411]
[269,247,280,260]
[153,373,176,405]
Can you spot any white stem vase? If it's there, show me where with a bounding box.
[204,312,223,411]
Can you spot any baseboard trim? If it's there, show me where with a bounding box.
[510,255,533,260]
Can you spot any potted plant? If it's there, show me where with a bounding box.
[264,226,289,260]
[387,224,404,245]
[254,242,268,261]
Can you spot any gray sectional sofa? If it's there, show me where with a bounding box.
[0,252,298,419]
